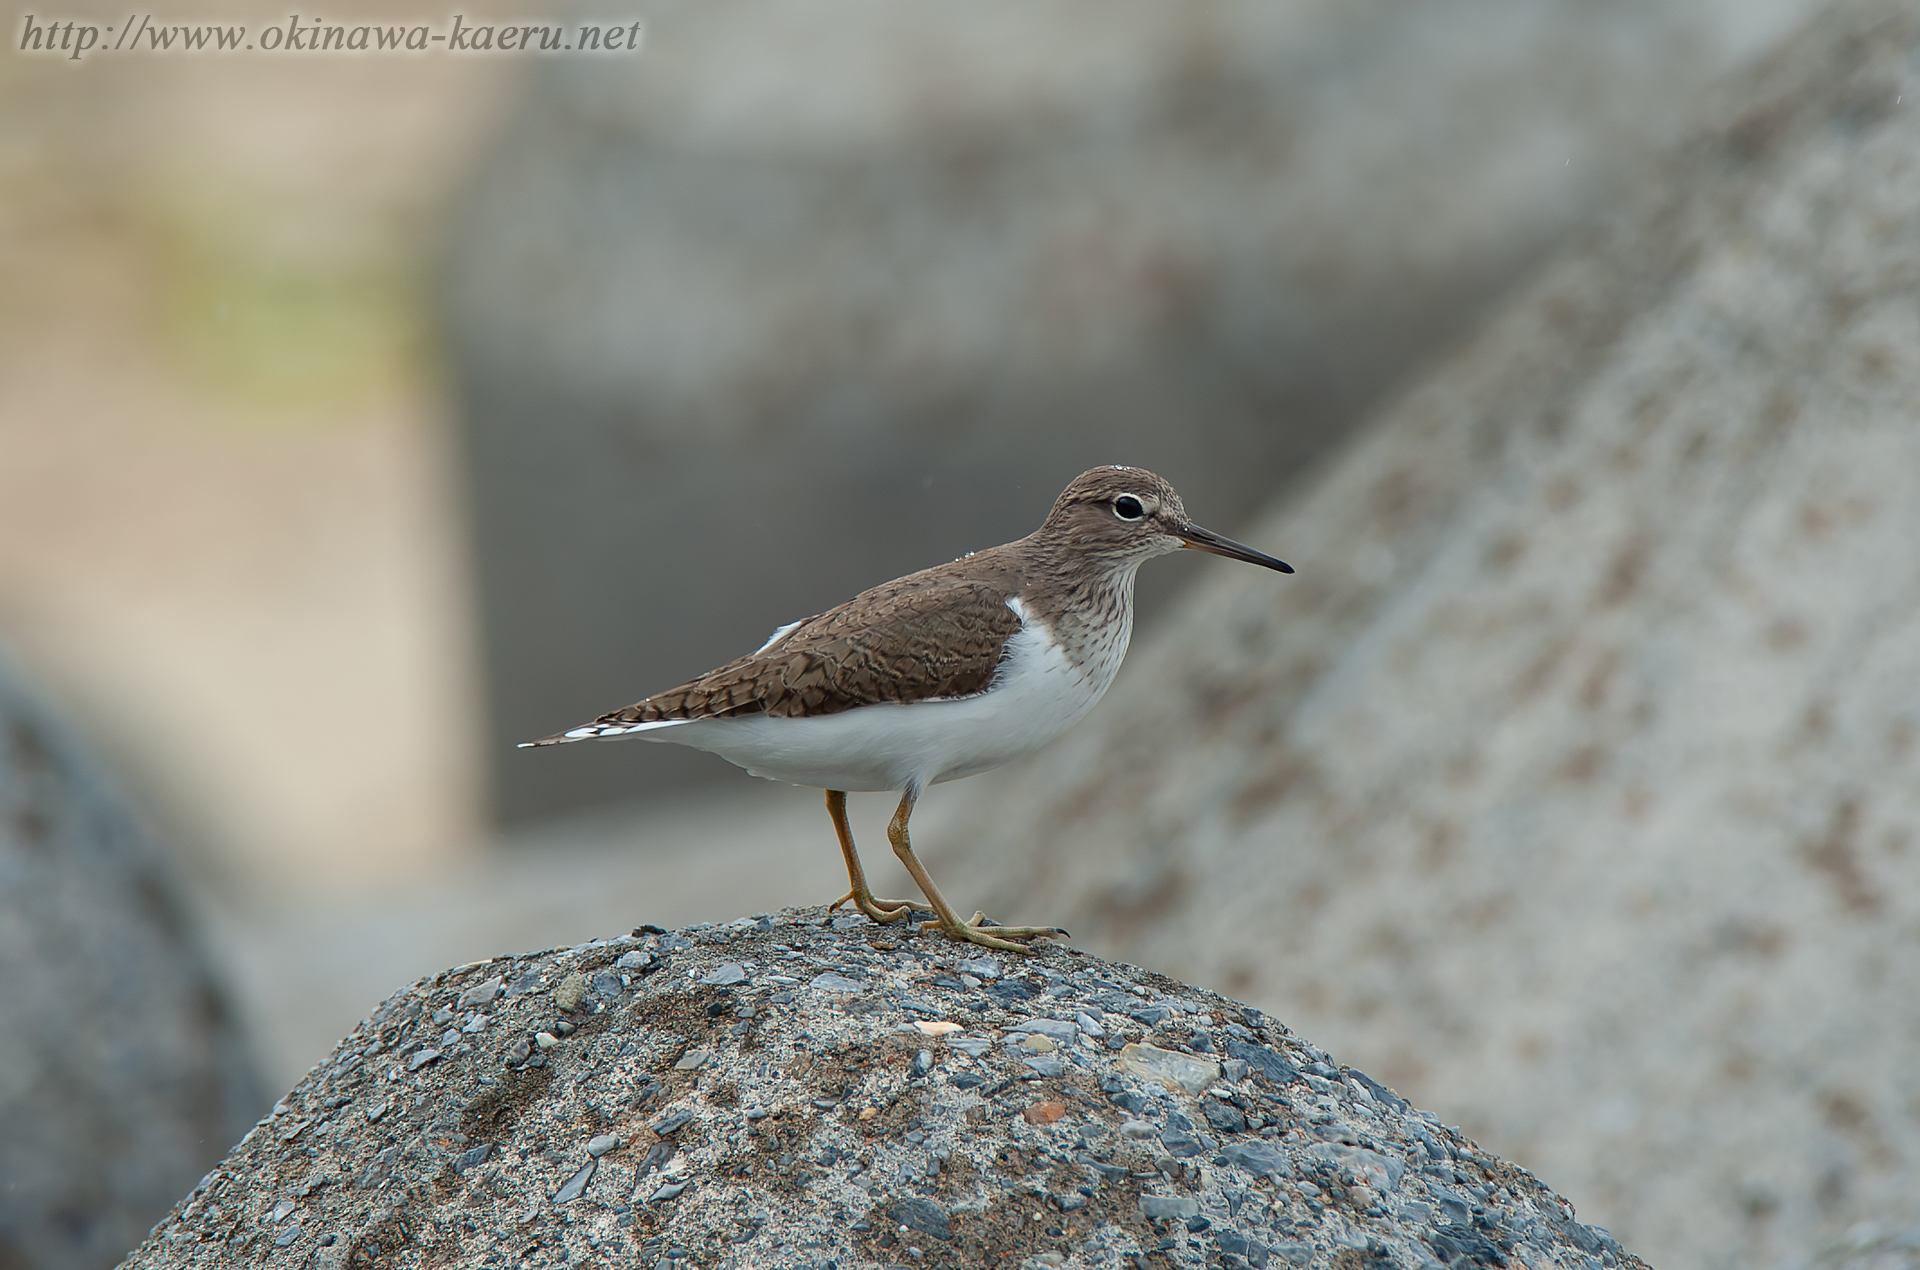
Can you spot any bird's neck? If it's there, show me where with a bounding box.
[1015,548,1141,674]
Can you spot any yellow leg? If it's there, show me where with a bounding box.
[885,788,1067,954]
[823,790,916,924]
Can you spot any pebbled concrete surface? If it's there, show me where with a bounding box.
[119,911,1644,1270]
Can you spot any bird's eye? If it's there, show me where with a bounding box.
[1113,495,1146,521]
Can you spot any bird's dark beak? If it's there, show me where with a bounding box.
[1177,523,1294,573]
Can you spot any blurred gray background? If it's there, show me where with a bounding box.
[445,0,1819,822]
[12,2,1920,1268]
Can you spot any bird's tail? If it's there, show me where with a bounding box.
[517,718,692,748]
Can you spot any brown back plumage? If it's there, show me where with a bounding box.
[531,466,1200,741]
[549,554,1028,734]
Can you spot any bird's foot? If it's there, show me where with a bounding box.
[828,889,917,925]
[923,911,1068,955]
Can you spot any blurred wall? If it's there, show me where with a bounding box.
[442,0,1823,826]
[0,0,531,891]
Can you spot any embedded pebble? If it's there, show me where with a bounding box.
[1140,1196,1199,1220]
[808,972,865,992]
[1222,1140,1293,1180]
[1159,1127,1205,1158]
[700,963,748,987]
[457,977,503,1008]
[552,972,588,1012]
[651,1110,694,1136]
[506,968,545,996]
[1119,1041,1220,1095]
[886,1197,952,1242]
[1022,1100,1067,1126]
[1203,1099,1248,1134]
[586,1134,619,1157]
[554,1162,595,1204]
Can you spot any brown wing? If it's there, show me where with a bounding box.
[526,565,1026,743]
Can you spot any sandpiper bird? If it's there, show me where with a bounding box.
[522,467,1292,953]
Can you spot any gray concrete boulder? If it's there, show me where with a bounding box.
[921,2,1920,1267]
[0,654,265,1270]
[117,910,1646,1270]
[440,0,1817,822]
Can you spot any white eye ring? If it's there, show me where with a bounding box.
[1112,494,1146,521]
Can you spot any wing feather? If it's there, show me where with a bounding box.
[523,560,1026,744]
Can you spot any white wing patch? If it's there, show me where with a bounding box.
[515,718,694,746]
[753,620,804,655]
[576,719,691,740]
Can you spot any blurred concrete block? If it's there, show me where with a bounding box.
[439,0,1818,823]
[931,2,1920,1265]
[0,655,265,1270]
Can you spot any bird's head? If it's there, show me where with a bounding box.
[1038,466,1294,575]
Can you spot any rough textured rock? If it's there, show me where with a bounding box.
[440,0,1817,822]
[0,653,266,1270]
[118,910,1644,1270]
[919,3,1920,1268]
